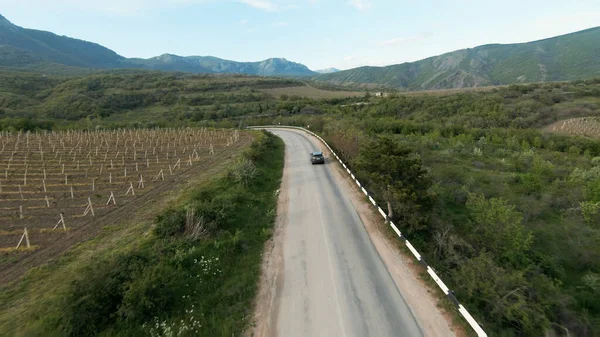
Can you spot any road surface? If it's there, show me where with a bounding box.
[269,128,423,337]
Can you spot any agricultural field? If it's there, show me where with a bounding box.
[259,85,364,99]
[0,128,251,283]
[545,117,600,138]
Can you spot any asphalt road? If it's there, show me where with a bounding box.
[269,129,423,337]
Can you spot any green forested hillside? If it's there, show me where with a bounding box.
[0,70,305,129]
[315,27,600,90]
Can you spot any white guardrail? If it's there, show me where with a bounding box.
[250,125,488,337]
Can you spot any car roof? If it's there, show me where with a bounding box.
[311,151,323,155]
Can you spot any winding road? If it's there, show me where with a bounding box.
[268,128,424,337]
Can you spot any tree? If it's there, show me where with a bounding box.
[466,193,533,266]
[451,252,557,336]
[353,136,433,234]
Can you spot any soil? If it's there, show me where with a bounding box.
[0,132,253,284]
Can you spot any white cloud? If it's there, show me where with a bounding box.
[382,32,433,46]
[272,21,288,27]
[347,0,371,10]
[238,0,277,11]
[240,19,248,24]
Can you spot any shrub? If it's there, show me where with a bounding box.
[154,209,186,238]
[228,158,257,186]
[118,263,184,323]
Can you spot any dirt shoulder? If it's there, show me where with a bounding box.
[246,140,289,337]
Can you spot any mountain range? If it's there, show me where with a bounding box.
[0,13,315,77]
[315,27,600,90]
[1,12,599,89]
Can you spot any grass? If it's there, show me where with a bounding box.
[0,246,39,253]
[0,130,284,337]
[259,85,364,99]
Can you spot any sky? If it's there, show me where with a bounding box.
[1,0,599,70]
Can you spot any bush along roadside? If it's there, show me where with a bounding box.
[39,130,284,337]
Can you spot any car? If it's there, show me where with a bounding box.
[310,151,325,165]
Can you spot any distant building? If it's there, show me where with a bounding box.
[374,92,383,97]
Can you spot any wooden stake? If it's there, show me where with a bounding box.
[125,182,135,196]
[19,205,23,219]
[18,184,23,200]
[83,197,95,216]
[53,213,66,231]
[106,191,116,205]
[92,178,95,191]
[138,175,144,189]
[70,185,74,199]
[45,195,50,207]
[16,228,30,249]
[153,169,164,181]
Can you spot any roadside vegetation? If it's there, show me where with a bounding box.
[248,79,600,337]
[0,131,284,337]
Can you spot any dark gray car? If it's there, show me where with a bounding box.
[310,151,325,164]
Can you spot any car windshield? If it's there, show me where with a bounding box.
[312,153,323,158]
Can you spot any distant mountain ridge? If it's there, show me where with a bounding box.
[0,13,128,69]
[0,14,316,76]
[129,54,315,76]
[314,27,600,90]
